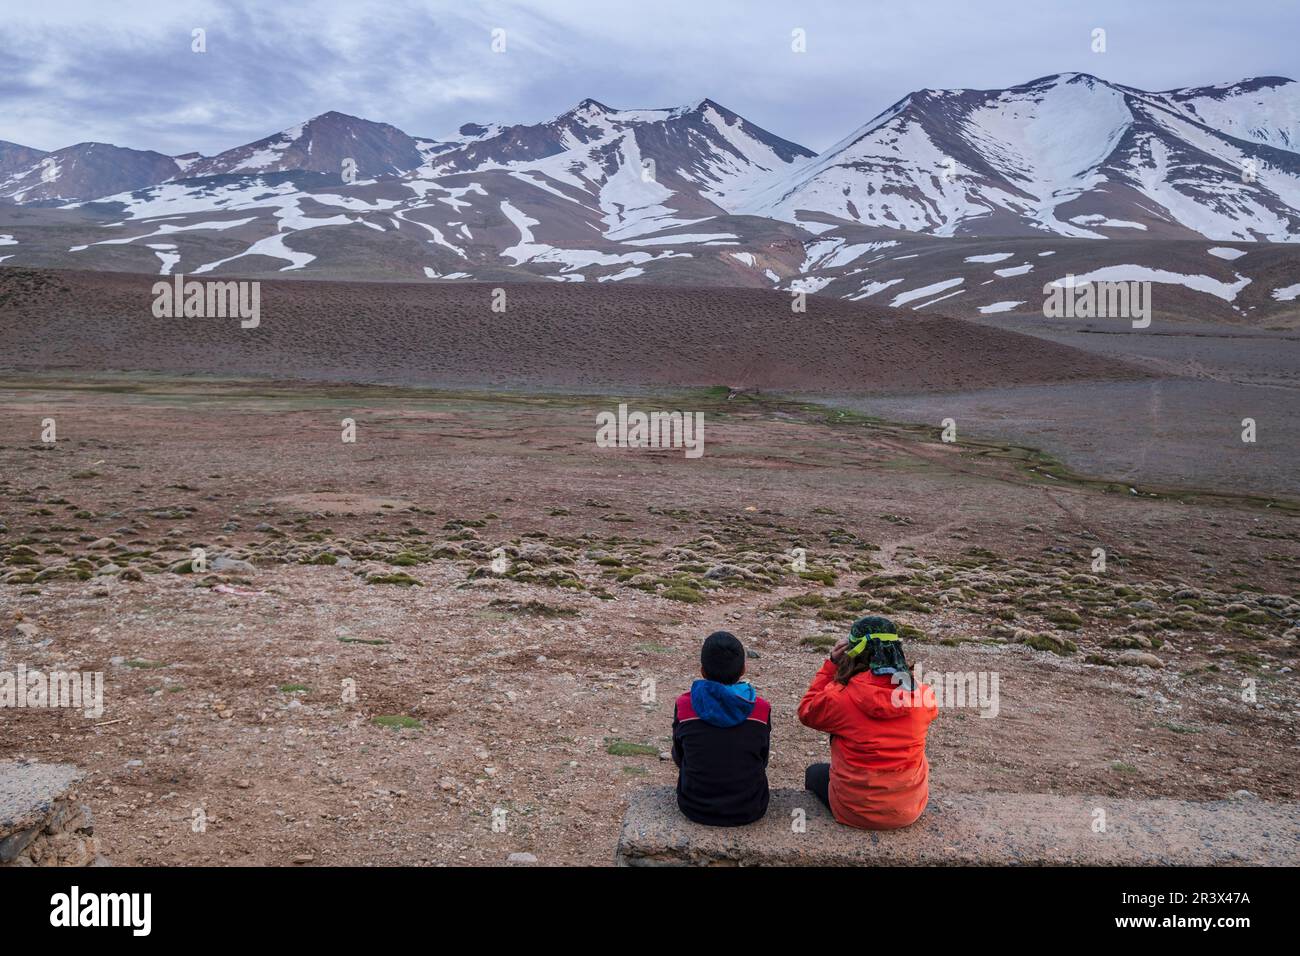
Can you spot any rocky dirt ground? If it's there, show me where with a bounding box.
[1,379,1297,865]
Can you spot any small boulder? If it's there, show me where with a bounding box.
[1117,650,1163,669]
[211,555,256,574]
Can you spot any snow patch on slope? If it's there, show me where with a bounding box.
[1049,265,1252,301]
[890,277,964,307]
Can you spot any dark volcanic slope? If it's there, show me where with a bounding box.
[0,269,1147,393]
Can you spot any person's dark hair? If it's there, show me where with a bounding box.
[701,630,745,684]
[834,650,875,685]
[835,615,912,687]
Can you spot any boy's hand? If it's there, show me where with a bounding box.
[829,638,850,665]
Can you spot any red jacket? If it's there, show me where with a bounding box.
[798,659,937,829]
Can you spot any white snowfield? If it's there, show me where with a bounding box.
[978,300,1026,314]
[1047,266,1253,302]
[624,233,737,246]
[890,277,964,308]
[498,198,688,275]
[599,266,645,282]
[913,287,965,309]
[1164,78,1300,151]
[848,278,904,300]
[790,275,834,294]
[1273,283,1300,301]
[1069,214,1147,230]
[152,246,181,276]
[68,217,257,252]
[195,233,316,273]
[802,238,897,271]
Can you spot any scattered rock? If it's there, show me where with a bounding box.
[1117,650,1163,669]
[211,556,256,574]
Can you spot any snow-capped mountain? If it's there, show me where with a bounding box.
[183,111,427,179]
[744,73,1300,243]
[0,140,48,180]
[0,142,180,203]
[1,75,1298,321]
[423,97,815,232]
[0,97,819,284]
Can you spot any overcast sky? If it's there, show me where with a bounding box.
[2,0,1296,156]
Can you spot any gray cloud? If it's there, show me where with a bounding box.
[2,0,1296,156]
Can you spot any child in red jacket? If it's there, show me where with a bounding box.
[798,616,936,829]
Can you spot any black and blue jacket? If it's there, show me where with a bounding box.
[671,680,772,826]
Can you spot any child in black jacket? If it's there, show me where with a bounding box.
[671,631,771,826]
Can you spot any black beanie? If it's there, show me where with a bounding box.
[701,631,745,684]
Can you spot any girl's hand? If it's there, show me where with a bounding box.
[829,638,850,665]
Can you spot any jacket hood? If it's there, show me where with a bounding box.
[847,672,925,720]
[690,679,757,728]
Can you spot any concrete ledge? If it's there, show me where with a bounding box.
[0,760,102,867]
[616,787,1300,866]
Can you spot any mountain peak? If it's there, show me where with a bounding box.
[177,111,425,180]
[566,98,616,117]
[1234,75,1295,88]
[748,70,1300,242]
[1019,72,1107,90]
[0,141,179,202]
[1165,75,1296,98]
[306,110,370,125]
